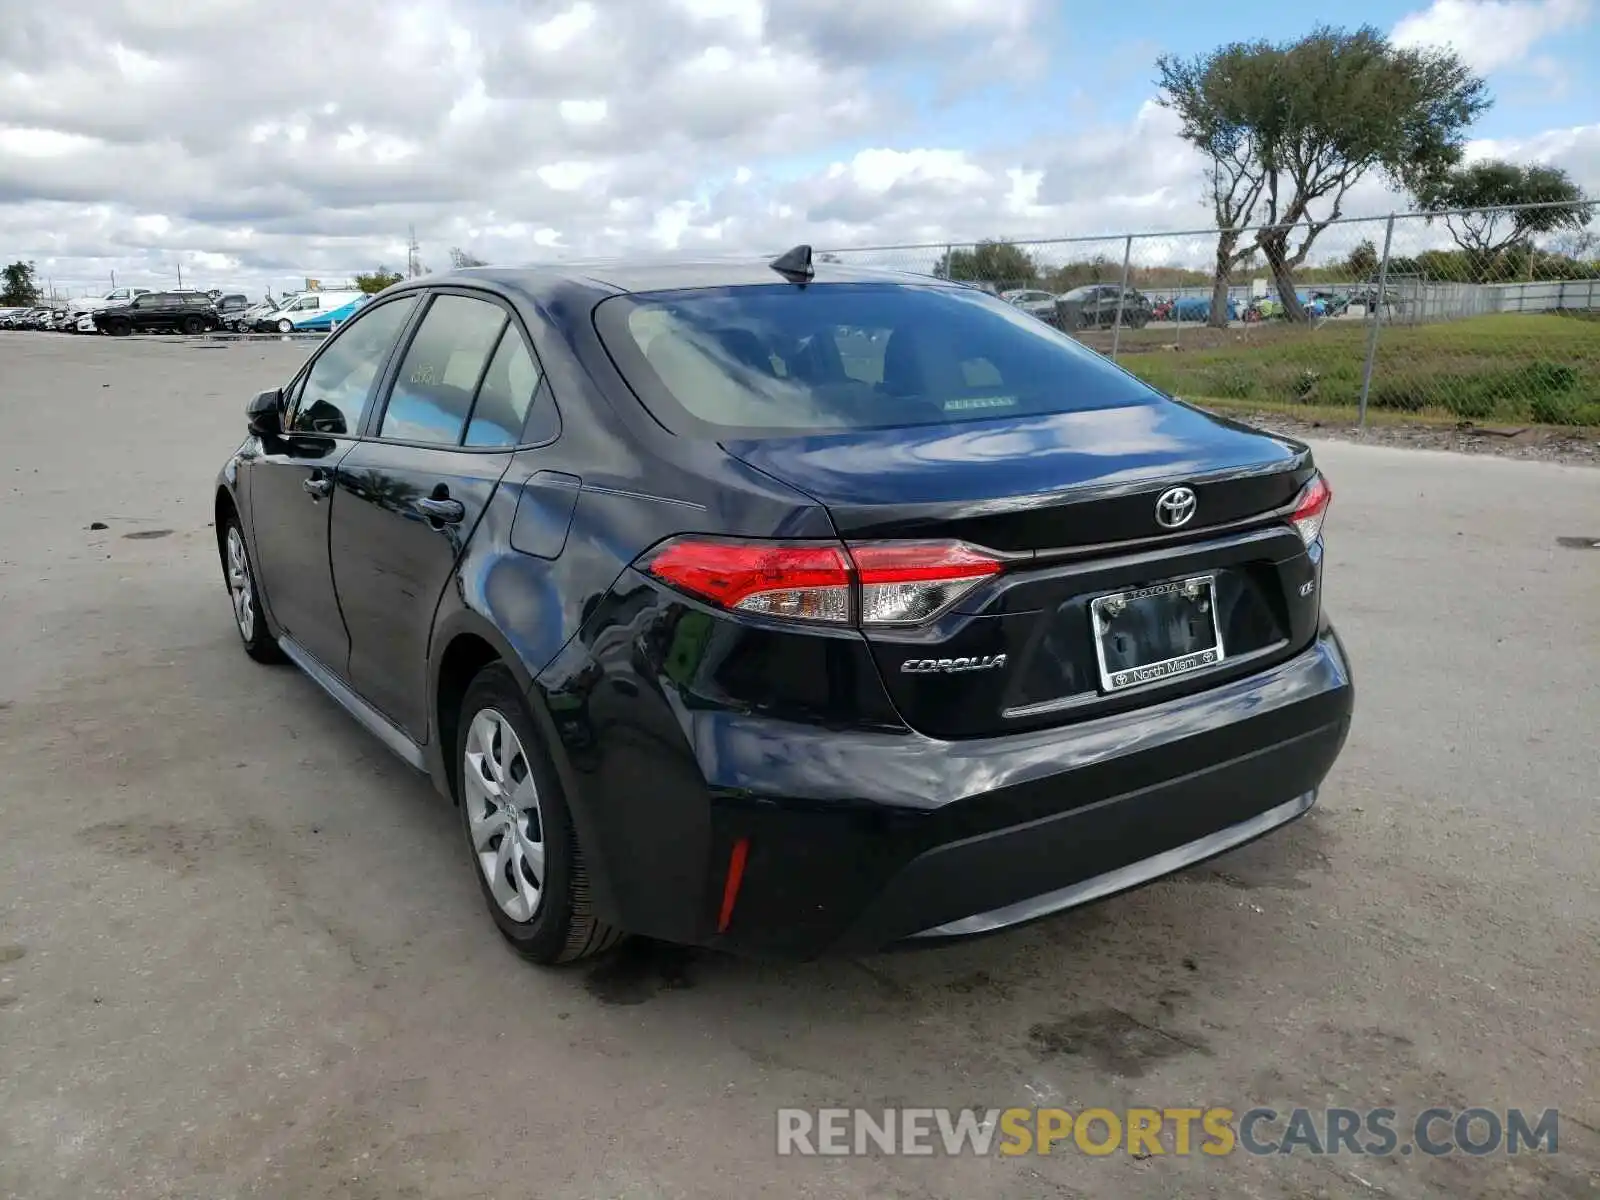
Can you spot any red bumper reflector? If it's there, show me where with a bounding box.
[717,837,751,934]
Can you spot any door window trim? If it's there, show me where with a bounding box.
[358,285,560,453]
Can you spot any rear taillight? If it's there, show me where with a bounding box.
[643,540,852,623]
[1290,473,1332,546]
[850,541,1002,625]
[640,537,1003,627]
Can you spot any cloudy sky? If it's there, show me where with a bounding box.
[1,0,1595,298]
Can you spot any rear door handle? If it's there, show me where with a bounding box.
[414,496,465,524]
[303,475,333,498]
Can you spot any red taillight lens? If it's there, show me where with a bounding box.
[641,537,1004,626]
[850,540,1003,625]
[643,539,852,623]
[1290,473,1332,546]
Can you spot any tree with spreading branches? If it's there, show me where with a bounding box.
[1413,159,1589,279]
[1158,25,1491,323]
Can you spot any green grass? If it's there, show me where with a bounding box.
[1117,314,1600,426]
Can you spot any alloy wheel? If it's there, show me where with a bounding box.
[463,708,546,923]
[225,526,255,640]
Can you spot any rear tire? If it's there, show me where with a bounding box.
[181,315,204,335]
[455,664,623,965]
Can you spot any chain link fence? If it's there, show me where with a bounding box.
[822,201,1600,427]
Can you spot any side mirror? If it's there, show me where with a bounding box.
[247,388,283,437]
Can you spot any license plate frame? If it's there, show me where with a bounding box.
[1090,575,1226,693]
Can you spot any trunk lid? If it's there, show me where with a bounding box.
[721,401,1322,739]
[721,401,1308,548]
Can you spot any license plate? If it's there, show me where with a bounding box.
[1090,575,1225,693]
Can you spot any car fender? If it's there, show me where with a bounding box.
[427,598,625,922]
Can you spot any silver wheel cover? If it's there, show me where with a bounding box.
[462,708,546,922]
[225,526,255,640]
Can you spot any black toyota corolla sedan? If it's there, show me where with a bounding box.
[215,248,1352,965]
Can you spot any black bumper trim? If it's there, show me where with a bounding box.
[911,789,1314,938]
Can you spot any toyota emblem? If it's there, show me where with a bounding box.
[1155,486,1197,529]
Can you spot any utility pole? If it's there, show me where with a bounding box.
[407,225,421,278]
[177,260,183,289]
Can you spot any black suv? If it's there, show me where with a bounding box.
[1059,284,1155,329]
[95,291,221,336]
[215,252,1352,966]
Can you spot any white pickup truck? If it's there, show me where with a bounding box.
[67,287,152,318]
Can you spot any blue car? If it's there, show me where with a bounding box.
[1173,296,1239,323]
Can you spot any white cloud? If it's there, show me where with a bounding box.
[0,0,1593,299]
[1466,123,1600,188]
[1391,0,1592,74]
[558,99,609,125]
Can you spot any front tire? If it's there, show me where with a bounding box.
[456,664,622,965]
[276,317,293,334]
[105,320,130,337]
[222,517,283,663]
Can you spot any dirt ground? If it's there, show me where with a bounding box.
[1218,410,1600,467]
[1,333,1597,1200]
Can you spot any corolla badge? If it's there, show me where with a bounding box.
[1155,486,1198,529]
[901,654,1007,675]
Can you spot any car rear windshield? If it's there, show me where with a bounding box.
[594,282,1163,436]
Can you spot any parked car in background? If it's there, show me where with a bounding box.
[1059,284,1154,329]
[249,290,368,333]
[66,286,153,322]
[93,291,222,336]
[213,294,252,328]
[214,251,1351,966]
[0,307,25,328]
[1000,288,1062,323]
[232,300,281,331]
[1172,295,1241,324]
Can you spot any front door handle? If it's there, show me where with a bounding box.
[414,496,465,524]
[303,475,333,498]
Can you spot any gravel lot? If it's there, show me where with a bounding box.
[1,333,1596,1200]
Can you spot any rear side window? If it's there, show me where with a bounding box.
[288,296,419,436]
[595,282,1162,435]
[379,294,507,444]
[464,329,541,447]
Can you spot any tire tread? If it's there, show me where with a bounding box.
[457,664,623,966]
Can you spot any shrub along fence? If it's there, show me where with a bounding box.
[822,201,1600,427]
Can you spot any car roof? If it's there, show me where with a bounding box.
[380,258,964,308]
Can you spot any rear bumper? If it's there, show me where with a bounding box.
[573,620,1353,958]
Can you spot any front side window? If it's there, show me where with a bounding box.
[378,294,507,444]
[287,296,419,436]
[596,282,1163,435]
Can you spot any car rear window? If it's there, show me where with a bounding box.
[594,282,1161,435]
